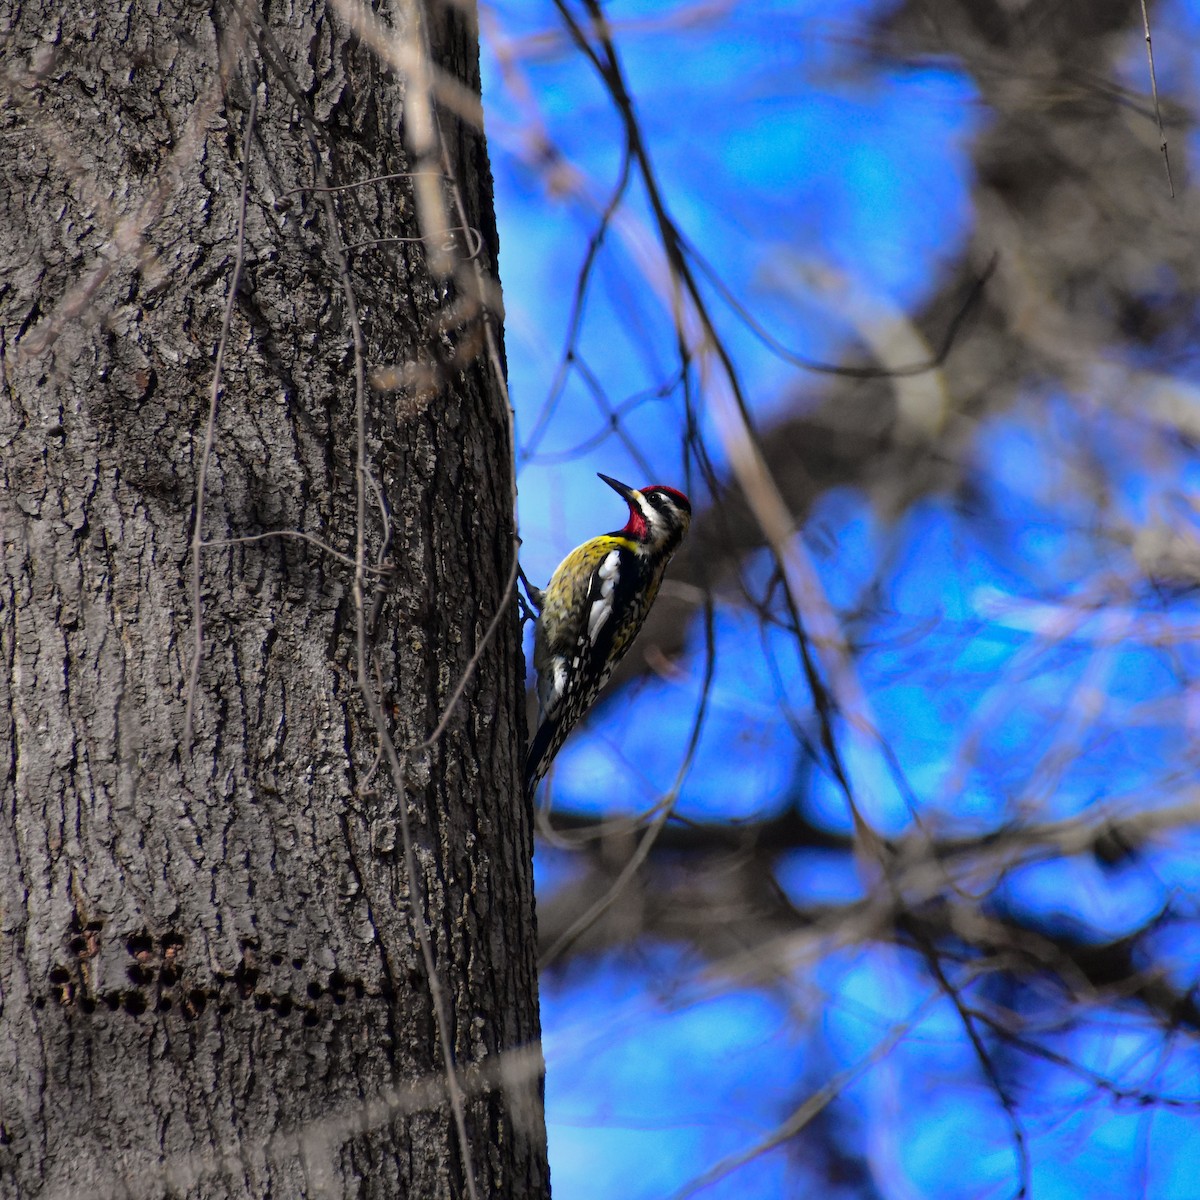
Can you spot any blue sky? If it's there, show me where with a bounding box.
[481,1,1200,1195]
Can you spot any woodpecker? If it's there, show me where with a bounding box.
[524,473,692,797]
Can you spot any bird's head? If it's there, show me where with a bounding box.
[599,473,692,554]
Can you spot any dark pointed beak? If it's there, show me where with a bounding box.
[597,473,637,503]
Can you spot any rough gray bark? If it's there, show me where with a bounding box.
[0,2,547,1198]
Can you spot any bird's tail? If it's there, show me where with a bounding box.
[524,717,561,800]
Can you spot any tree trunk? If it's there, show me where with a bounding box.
[0,2,547,1197]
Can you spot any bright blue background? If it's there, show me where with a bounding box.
[482,1,1200,1195]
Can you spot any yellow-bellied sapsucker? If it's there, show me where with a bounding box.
[524,473,692,797]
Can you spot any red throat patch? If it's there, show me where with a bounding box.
[621,505,648,539]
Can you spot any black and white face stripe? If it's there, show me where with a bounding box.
[633,487,691,553]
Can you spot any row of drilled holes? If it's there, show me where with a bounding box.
[45,931,369,1023]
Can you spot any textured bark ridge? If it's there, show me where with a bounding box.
[0,2,546,1197]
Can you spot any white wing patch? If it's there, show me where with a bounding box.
[539,549,622,721]
[587,550,621,644]
[540,656,569,717]
[587,598,610,643]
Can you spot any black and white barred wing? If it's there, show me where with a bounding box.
[527,537,634,792]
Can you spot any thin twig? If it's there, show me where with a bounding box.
[200,529,373,571]
[421,554,521,749]
[915,939,1031,1198]
[343,226,484,259]
[277,169,451,200]
[1139,0,1174,198]
[185,89,258,749]
[672,992,940,1199]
